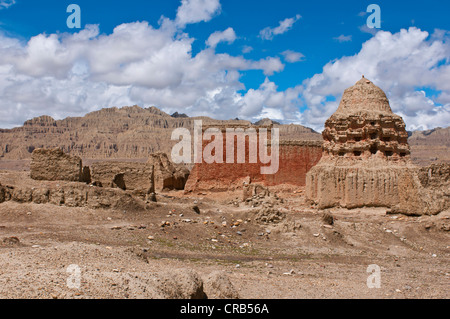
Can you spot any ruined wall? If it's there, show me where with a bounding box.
[30,148,83,182]
[90,162,154,193]
[0,182,145,210]
[147,152,190,191]
[184,128,323,192]
[264,141,322,186]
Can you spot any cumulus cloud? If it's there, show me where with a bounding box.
[175,0,221,27]
[206,27,237,49]
[281,50,305,63]
[259,14,301,40]
[0,0,15,10]
[238,78,302,121]
[0,17,286,128]
[298,27,450,131]
[0,0,448,136]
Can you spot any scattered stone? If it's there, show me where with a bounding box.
[192,206,201,214]
[2,236,20,246]
[322,212,334,225]
[254,207,285,224]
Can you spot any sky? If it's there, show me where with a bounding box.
[0,0,449,131]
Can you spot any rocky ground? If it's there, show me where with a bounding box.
[0,170,448,299]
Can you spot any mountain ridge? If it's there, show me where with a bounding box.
[0,105,322,160]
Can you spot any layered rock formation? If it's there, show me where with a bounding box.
[30,148,86,182]
[0,106,321,161]
[408,127,450,166]
[306,77,448,215]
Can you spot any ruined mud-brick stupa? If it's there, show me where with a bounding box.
[306,76,446,215]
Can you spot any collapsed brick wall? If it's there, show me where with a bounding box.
[147,152,190,191]
[30,148,84,182]
[90,162,154,193]
[184,127,323,192]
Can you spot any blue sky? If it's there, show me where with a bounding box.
[0,0,449,131]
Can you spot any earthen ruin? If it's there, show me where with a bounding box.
[90,162,155,194]
[147,152,190,191]
[184,125,322,192]
[306,76,449,215]
[30,148,89,183]
[30,148,189,197]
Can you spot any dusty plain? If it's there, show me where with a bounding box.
[0,170,448,299]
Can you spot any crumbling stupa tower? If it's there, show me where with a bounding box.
[306,76,444,215]
[321,76,410,160]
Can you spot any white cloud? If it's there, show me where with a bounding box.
[238,78,301,120]
[298,27,450,131]
[242,45,253,54]
[259,14,301,40]
[0,0,448,138]
[0,0,15,10]
[359,24,380,36]
[333,34,352,42]
[0,17,286,128]
[281,50,305,63]
[175,0,221,28]
[206,27,237,49]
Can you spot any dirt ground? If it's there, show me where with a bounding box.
[0,170,448,299]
